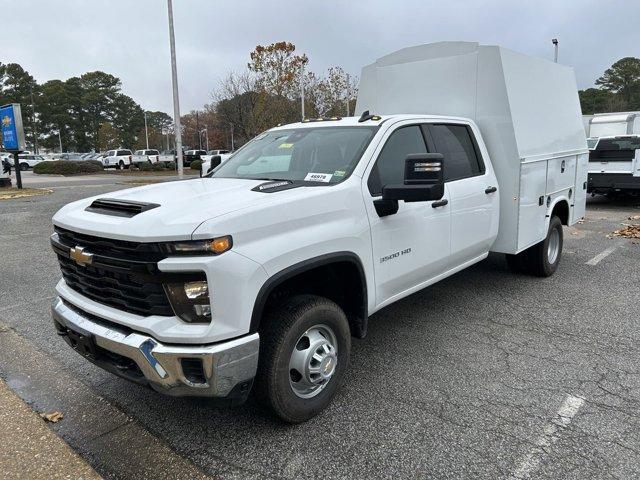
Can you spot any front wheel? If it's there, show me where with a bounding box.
[255,295,351,423]
[19,163,29,171]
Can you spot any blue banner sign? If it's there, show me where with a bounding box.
[1,103,26,151]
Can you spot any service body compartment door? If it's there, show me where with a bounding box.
[546,155,577,194]
[573,153,589,222]
[517,161,547,251]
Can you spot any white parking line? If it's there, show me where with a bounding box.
[586,246,617,266]
[509,394,585,480]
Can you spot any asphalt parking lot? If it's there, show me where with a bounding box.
[1,183,639,480]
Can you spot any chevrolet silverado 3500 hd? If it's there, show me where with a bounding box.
[50,42,588,422]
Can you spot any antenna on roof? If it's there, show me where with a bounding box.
[358,110,381,122]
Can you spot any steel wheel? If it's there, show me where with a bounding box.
[547,226,560,264]
[288,324,338,399]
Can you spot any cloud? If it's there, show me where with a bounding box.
[2,0,639,113]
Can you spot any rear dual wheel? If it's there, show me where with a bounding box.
[255,295,350,423]
[506,215,563,277]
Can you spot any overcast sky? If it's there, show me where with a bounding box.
[3,0,639,114]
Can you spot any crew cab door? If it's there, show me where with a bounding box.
[363,123,451,307]
[425,123,499,266]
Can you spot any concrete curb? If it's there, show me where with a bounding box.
[0,378,101,479]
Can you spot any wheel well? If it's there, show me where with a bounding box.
[551,200,570,225]
[251,255,368,338]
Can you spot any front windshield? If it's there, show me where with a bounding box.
[587,138,598,149]
[210,126,378,183]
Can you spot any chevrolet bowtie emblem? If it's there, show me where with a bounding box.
[70,246,93,266]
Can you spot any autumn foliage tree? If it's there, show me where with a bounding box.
[213,42,358,146]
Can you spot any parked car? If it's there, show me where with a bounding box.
[200,150,233,176]
[159,150,177,162]
[183,149,207,166]
[101,149,133,169]
[587,135,640,196]
[50,42,587,422]
[60,153,84,161]
[133,149,160,164]
[17,153,45,170]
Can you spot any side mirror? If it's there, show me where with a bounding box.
[383,153,444,202]
[374,153,445,217]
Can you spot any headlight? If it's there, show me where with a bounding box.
[163,235,232,255]
[164,279,211,323]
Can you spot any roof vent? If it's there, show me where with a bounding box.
[85,198,160,218]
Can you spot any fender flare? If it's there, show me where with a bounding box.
[546,196,571,227]
[250,252,369,338]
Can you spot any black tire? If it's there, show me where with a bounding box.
[118,160,124,170]
[19,162,29,171]
[254,295,351,423]
[523,215,563,277]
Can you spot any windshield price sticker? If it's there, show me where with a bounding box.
[278,143,294,149]
[304,172,332,183]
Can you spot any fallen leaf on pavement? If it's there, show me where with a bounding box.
[613,224,640,239]
[40,411,64,423]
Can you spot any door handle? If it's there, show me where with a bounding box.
[484,186,497,194]
[431,199,448,208]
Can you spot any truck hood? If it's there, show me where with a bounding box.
[52,178,317,241]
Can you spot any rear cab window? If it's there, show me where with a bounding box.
[425,124,485,182]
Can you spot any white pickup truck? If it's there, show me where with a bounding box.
[585,113,640,196]
[50,42,587,422]
[132,149,161,164]
[200,150,233,176]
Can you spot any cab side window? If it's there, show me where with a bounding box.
[427,124,484,182]
[368,125,427,196]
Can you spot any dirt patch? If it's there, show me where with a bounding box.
[0,188,53,200]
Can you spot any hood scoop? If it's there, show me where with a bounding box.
[85,198,160,217]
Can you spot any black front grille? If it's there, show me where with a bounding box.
[53,227,174,317]
[55,226,167,261]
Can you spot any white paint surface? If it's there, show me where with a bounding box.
[509,394,585,480]
[586,246,617,266]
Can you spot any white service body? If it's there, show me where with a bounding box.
[357,41,588,253]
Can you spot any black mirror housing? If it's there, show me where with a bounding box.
[382,153,445,203]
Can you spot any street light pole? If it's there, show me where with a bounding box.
[57,126,63,153]
[552,38,559,63]
[30,86,38,154]
[300,64,305,121]
[167,0,184,177]
[144,111,149,149]
[230,124,235,151]
[345,73,350,117]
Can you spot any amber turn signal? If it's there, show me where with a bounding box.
[211,236,232,254]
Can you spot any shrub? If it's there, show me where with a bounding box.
[137,162,153,171]
[33,160,103,175]
[190,160,202,171]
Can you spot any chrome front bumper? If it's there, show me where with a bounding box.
[51,297,259,399]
